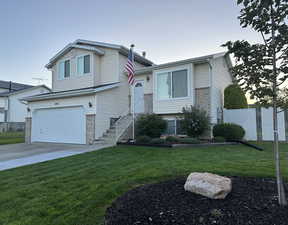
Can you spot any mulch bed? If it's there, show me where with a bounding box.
[117,142,239,148]
[105,177,288,225]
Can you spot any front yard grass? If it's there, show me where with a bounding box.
[0,142,287,225]
[0,131,24,145]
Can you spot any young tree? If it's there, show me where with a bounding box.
[223,0,288,206]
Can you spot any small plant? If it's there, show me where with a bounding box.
[165,136,179,143]
[150,138,166,145]
[180,106,210,137]
[178,137,200,144]
[136,114,167,138]
[136,136,151,144]
[213,123,245,141]
[213,136,226,143]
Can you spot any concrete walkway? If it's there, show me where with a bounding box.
[0,143,112,171]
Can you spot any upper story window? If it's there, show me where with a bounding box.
[157,69,188,100]
[77,55,91,75]
[58,60,70,79]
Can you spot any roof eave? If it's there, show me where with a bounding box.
[75,39,154,66]
[134,52,229,75]
[23,83,120,102]
[46,44,105,69]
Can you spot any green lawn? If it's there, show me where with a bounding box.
[0,142,287,225]
[0,131,24,145]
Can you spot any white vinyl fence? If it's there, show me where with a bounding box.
[223,107,287,141]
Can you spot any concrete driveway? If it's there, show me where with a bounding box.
[0,143,111,171]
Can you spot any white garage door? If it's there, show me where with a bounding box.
[31,106,86,144]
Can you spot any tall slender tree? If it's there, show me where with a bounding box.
[223,0,288,206]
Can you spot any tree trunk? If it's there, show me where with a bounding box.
[271,7,287,206]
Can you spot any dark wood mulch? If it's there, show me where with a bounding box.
[105,177,288,225]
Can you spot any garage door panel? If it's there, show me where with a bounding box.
[32,107,85,144]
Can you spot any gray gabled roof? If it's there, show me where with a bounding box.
[0,85,50,97]
[45,43,105,69]
[46,39,154,69]
[0,80,33,91]
[134,52,230,75]
[22,82,120,102]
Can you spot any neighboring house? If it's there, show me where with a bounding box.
[0,81,50,123]
[23,39,233,145]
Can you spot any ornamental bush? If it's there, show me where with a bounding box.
[181,106,210,137]
[136,136,151,144]
[213,136,226,143]
[178,137,201,144]
[224,84,248,109]
[213,123,245,141]
[150,138,166,145]
[165,136,180,143]
[136,114,167,138]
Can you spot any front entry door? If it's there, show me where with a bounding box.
[134,80,144,114]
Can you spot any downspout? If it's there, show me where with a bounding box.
[207,59,213,137]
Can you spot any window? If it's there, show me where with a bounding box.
[58,60,70,79]
[163,119,187,135]
[77,55,90,75]
[164,120,176,135]
[157,69,188,99]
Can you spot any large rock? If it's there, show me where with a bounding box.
[184,172,232,199]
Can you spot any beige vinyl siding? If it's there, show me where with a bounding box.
[153,63,194,114]
[52,48,96,92]
[94,53,148,138]
[28,94,96,118]
[210,56,233,123]
[98,47,119,84]
[134,73,153,94]
[95,87,130,138]
[194,63,210,88]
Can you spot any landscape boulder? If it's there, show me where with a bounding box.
[184,172,232,199]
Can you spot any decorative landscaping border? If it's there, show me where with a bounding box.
[117,142,239,148]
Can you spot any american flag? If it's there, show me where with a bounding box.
[125,47,135,85]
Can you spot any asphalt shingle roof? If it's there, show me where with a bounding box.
[0,80,33,92]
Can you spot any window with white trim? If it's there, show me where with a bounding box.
[77,55,90,75]
[58,60,70,79]
[157,69,188,100]
[163,119,186,135]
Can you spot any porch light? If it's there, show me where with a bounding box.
[89,102,93,108]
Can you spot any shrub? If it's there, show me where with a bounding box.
[136,136,151,144]
[213,136,226,143]
[178,137,201,144]
[224,84,248,109]
[165,136,179,143]
[136,114,167,138]
[150,138,166,145]
[213,123,245,141]
[181,106,210,137]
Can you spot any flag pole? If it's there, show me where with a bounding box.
[131,44,135,141]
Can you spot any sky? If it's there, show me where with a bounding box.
[0,0,263,87]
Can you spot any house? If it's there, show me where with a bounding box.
[23,39,233,145]
[0,81,50,125]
